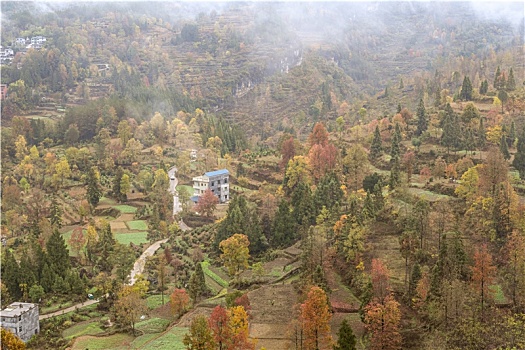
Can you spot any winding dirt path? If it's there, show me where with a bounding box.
[40,221,189,320]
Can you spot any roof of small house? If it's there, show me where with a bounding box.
[1,303,37,317]
[204,169,229,178]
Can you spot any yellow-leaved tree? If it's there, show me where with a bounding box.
[219,234,250,278]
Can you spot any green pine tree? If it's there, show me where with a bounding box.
[46,229,70,278]
[480,80,488,94]
[40,262,56,293]
[441,103,460,153]
[333,319,357,350]
[507,67,516,91]
[415,98,427,136]
[509,121,516,147]
[112,166,125,202]
[409,263,422,298]
[96,222,116,272]
[478,117,486,152]
[500,133,510,160]
[1,249,22,299]
[87,166,103,208]
[494,66,502,90]
[370,125,383,160]
[390,123,401,164]
[50,196,63,228]
[512,127,525,179]
[460,76,473,101]
[272,199,296,246]
[188,262,207,302]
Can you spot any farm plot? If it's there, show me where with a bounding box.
[70,333,134,350]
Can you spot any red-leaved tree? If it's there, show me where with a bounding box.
[170,288,190,318]
[196,189,219,217]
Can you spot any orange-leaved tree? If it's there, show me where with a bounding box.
[209,305,231,350]
[470,243,496,321]
[364,259,402,350]
[308,122,329,148]
[170,288,190,319]
[300,286,332,350]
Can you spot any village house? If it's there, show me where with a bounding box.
[30,36,46,46]
[0,302,40,342]
[192,169,230,203]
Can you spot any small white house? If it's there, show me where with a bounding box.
[0,302,40,342]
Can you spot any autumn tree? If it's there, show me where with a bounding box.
[503,231,525,311]
[220,234,250,278]
[228,306,254,350]
[208,305,231,350]
[343,144,370,191]
[300,286,332,350]
[364,259,402,350]
[308,143,338,182]
[0,328,26,350]
[470,243,496,321]
[69,227,86,258]
[280,136,296,170]
[364,294,402,350]
[183,315,216,350]
[114,285,147,335]
[195,189,219,217]
[309,122,329,147]
[170,288,190,318]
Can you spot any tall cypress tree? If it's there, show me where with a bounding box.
[508,121,516,147]
[500,133,510,160]
[87,165,103,208]
[512,127,525,179]
[480,80,488,94]
[334,320,357,350]
[441,103,460,153]
[507,67,516,91]
[1,249,21,299]
[272,199,296,247]
[96,222,116,272]
[46,229,70,278]
[415,98,427,136]
[389,123,402,189]
[460,76,473,101]
[188,262,207,301]
[494,66,502,89]
[370,125,382,160]
[112,166,125,202]
[49,196,63,228]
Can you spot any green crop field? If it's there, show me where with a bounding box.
[140,326,188,350]
[71,333,134,349]
[202,261,229,287]
[135,318,170,334]
[147,295,167,309]
[62,321,104,339]
[127,220,148,231]
[113,205,138,213]
[115,232,149,245]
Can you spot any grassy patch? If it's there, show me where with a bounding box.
[176,185,194,195]
[113,204,138,213]
[98,196,117,205]
[41,300,74,315]
[131,333,158,349]
[135,317,171,334]
[147,294,167,309]
[201,261,229,288]
[70,333,134,350]
[407,188,452,202]
[127,220,148,231]
[489,284,508,304]
[140,326,188,350]
[62,321,104,339]
[115,232,149,245]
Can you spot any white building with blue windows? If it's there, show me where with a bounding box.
[192,169,230,203]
